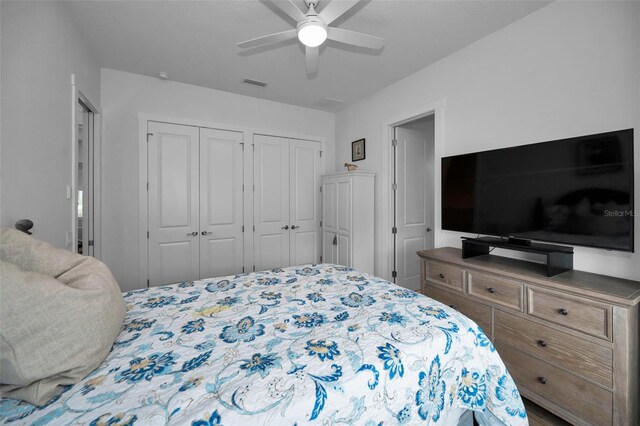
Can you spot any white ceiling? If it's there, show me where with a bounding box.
[64,0,550,111]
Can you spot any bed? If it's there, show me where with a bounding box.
[0,264,527,425]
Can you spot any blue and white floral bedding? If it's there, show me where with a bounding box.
[0,264,527,425]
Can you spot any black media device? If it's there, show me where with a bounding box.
[507,236,531,246]
[442,129,635,253]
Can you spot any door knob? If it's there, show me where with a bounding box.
[291,225,300,229]
[186,231,198,236]
[282,225,289,230]
[426,227,432,232]
[201,231,211,236]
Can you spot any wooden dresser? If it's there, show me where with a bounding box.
[418,247,640,426]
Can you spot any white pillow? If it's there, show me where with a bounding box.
[0,229,125,405]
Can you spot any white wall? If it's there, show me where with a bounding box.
[0,1,101,248]
[100,69,335,290]
[335,1,640,281]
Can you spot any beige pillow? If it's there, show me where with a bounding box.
[0,228,125,405]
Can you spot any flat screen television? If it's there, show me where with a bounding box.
[441,129,634,252]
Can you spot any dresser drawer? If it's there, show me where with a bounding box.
[527,287,612,340]
[425,261,464,292]
[423,285,492,335]
[467,270,524,311]
[494,310,612,388]
[497,343,613,425]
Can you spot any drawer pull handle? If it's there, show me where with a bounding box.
[559,308,569,316]
[439,273,445,279]
[448,304,457,310]
[538,376,547,385]
[488,287,497,294]
[537,340,547,347]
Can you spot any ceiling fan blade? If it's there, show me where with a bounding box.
[268,0,307,22]
[306,46,319,75]
[318,0,360,25]
[237,29,297,49]
[327,27,384,50]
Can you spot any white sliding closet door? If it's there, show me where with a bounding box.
[289,139,322,266]
[199,128,244,278]
[253,134,290,270]
[148,122,200,286]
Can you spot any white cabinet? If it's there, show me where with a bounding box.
[322,172,374,274]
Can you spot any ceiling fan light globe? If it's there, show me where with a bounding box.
[298,22,327,47]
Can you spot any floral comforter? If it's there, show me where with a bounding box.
[0,264,527,425]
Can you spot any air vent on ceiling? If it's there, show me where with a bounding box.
[243,78,267,88]
[316,96,344,110]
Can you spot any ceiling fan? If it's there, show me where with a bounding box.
[237,0,384,75]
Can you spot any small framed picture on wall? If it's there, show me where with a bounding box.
[352,138,366,161]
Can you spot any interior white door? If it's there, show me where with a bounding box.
[75,100,95,256]
[253,134,290,270]
[395,125,431,290]
[289,139,321,266]
[148,122,200,286]
[199,128,244,278]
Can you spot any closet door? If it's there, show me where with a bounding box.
[253,135,290,270]
[289,139,321,266]
[148,122,200,286]
[199,128,244,278]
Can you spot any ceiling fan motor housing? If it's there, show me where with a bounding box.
[297,9,328,48]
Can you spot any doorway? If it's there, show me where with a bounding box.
[392,114,435,290]
[75,97,98,256]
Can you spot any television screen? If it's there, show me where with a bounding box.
[441,129,634,252]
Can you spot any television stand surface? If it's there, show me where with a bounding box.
[461,237,573,277]
[507,236,531,246]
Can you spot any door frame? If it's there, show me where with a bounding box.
[379,100,445,281]
[137,113,327,289]
[70,74,102,258]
